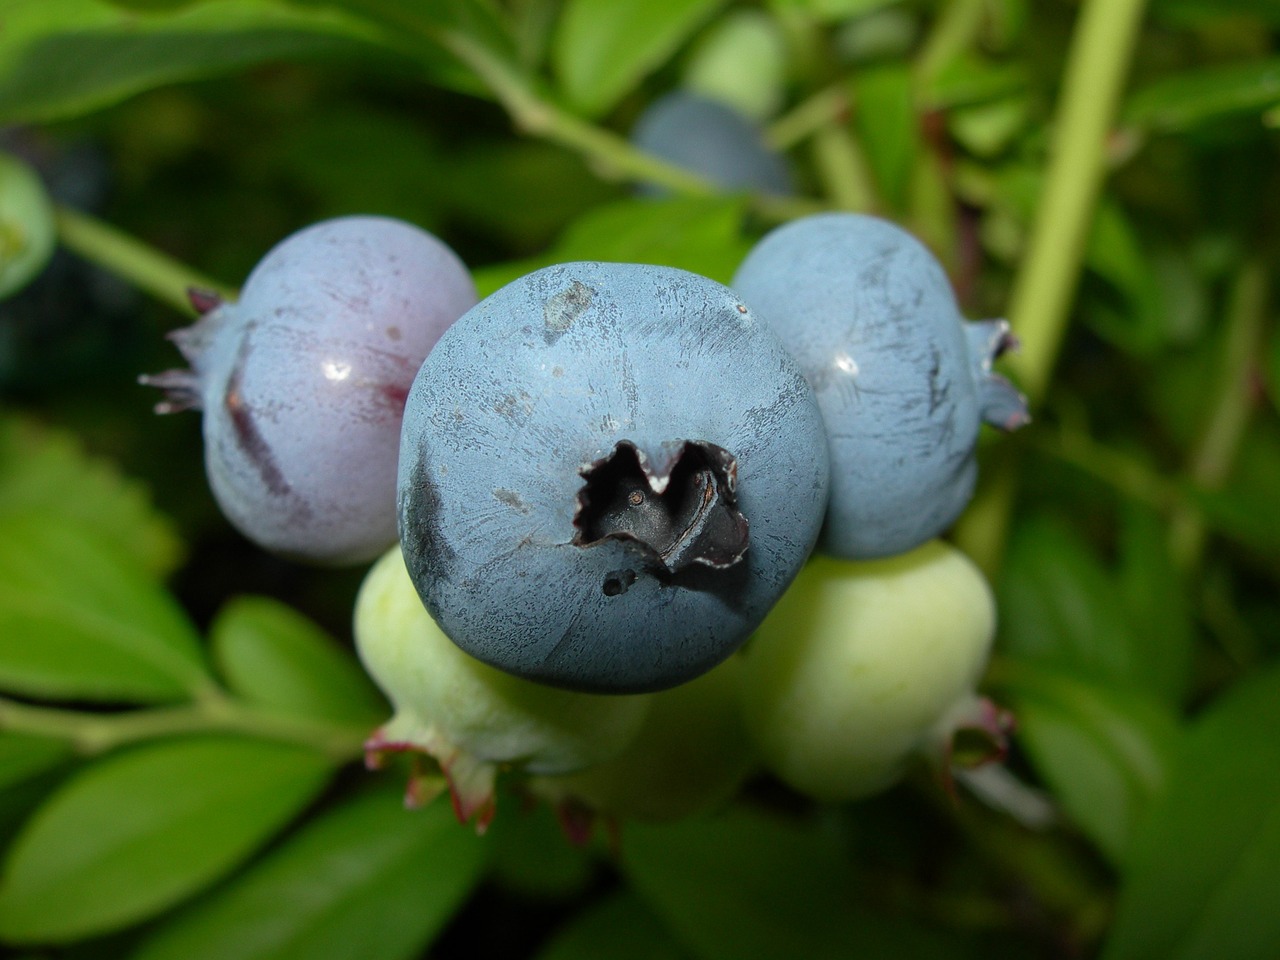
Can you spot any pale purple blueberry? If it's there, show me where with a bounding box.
[143,215,477,565]
[397,261,830,694]
[731,213,1028,559]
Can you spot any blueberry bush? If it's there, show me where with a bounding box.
[0,1,1278,957]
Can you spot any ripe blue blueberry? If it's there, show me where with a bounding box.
[731,213,1028,559]
[143,215,477,565]
[630,91,793,196]
[398,261,830,694]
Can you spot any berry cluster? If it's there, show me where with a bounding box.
[147,209,1027,831]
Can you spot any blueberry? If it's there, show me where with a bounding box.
[398,261,830,694]
[630,91,793,197]
[143,215,477,565]
[731,213,1028,559]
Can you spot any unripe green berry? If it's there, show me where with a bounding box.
[740,540,997,801]
[354,545,651,830]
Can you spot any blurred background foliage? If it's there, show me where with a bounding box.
[0,0,1277,957]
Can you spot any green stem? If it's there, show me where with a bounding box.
[915,0,987,92]
[54,206,235,316]
[1004,0,1148,403]
[766,82,850,150]
[0,694,367,762]
[955,0,1148,573]
[810,123,882,212]
[434,30,717,196]
[1167,258,1268,570]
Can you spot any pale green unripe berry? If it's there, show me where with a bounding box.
[532,654,757,825]
[354,545,651,829]
[740,540,997,801]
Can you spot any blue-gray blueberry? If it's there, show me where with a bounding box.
[143,215,477,565]
[731,212,1028,559]
[631,91,793,197]
[397,261,830,694]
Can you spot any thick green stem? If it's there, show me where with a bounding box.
[1167,259,1268,570]
[0,694,366,762]
[955,0,1148,573]
[1004,0,1148,403]
[54,206,235,316]
[434,30,717,195]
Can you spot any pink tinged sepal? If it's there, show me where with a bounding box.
[364,714,499,834]
[138,293,236,415]
[928,693,1016,803]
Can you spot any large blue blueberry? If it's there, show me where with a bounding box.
[143,215,477,565]
[397,262,830,694]
[731,213,1028,559]
[630,91,793,197]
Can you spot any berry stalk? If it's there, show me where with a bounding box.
[53,205,235,317]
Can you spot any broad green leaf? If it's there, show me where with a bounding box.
[622,809,954,959]
[998,516,1140,689]
[0,734,72,793]
[0,415,183,577]
[0,0,394,123]
[536,892,691,960]
[473,196,752,297]
[286,0,519,91]
[1103,664,1280,960]
[1125,58,1280,133]
[0,736,335,943]
[554,0,729,116]
[1117,506,1193,704]
[210,596,386,728]
[130,781,486,960]
[0,152,56,298]
[0,512,209,703]
[998,661,1181,865]
[852,64,918,212]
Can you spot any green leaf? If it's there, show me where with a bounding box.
[998,661,1181,865]
[0,736,334,944]
[851,63,918,212]
[0,513,209,703]
[1124,57,1280,133]
[1103,664,1280,960]
[0,152,56,299]
[210,596,386,728]
[0,734,72,793]
[998,516,1140,689]
[0,416,183,578]
[473,196,753,297]
[0,0,394,123]
[130,781,486,960]
[553,0,728,116]
[1117,506,1194,704]
[622,809,954,959]
[535,892,691,960]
